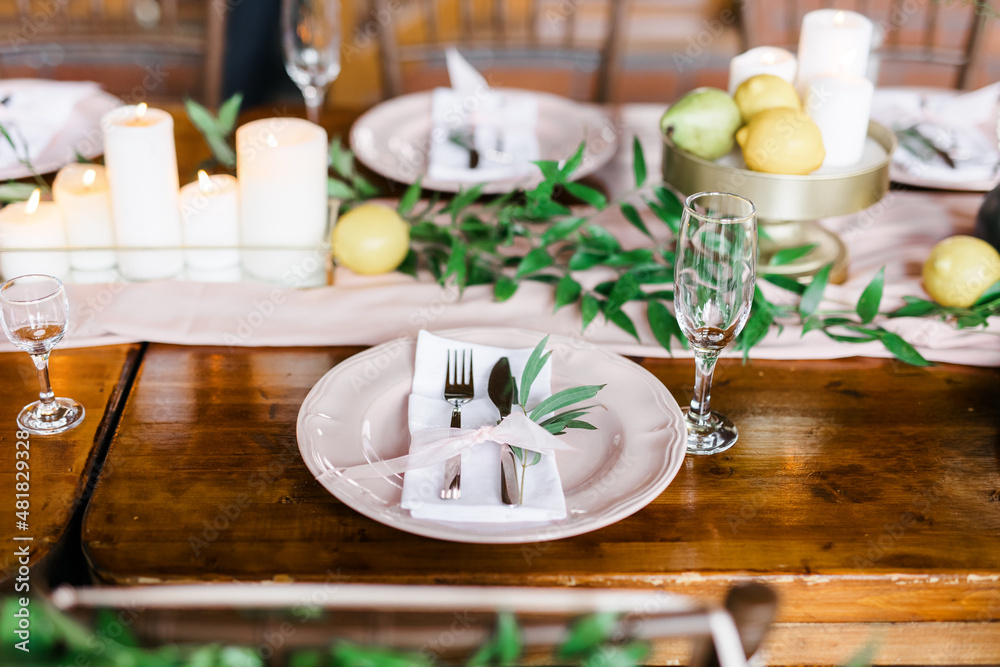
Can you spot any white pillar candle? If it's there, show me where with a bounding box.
[236,117,329,287]
[795,9,873,95]
[53,163,116,272]
[806,72,875,168]
[180,170,240,276]
[0,189,69,281]
[728,47,797,95]
[102,103,184,281]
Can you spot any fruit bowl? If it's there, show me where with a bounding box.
[662,121,897,283]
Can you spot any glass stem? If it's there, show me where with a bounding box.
[32,353,56,414]
[689,348,720,426]
[303,85,324,125]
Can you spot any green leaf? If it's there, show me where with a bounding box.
[467,611,522,667]
[558,612,620,660]
[799,263,832,318]
[560,142,586,178]
[581,293,601,330]
[535,160,562,182]
[541,216,587,245]
[220,647,265,667]
[565,419,598,431]
[217,92,244,133]
[445,236,467,287]
[605,249,655,267]
[555,275,582,312]
[448,184,485,221]
[647,300,680,353]
[736,287,774,359]
[529,385,605,422]
[396,249,418,278]
[889,297,940,318]
[761,273,806,295]
[519,336,552,406]
[515,247,553,278]
[289,650,325,667]
[565,182,608,209]
[607,307,640,341]
[632,136,647,187]
[494,276,519,302]
[331,641,435,667]
[581,225,621,254]
[568,250,607,271]
[581,641,649,667]
[647,198,681,234]
[769,243,818,266]
[957,313,988,328]
[654,186,683,218]
[397,179,422,216]
[185,98,236,167]
[619,202,652,238]
[329,137,355,178]
[328,178,356,199]
[974,279,1000,306]
[856,266,885,324]
[604,273,641,317]
[879,331,934,366]
[0,182,40,202]
[538,406,601,430]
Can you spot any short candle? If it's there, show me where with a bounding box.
[728,46,797,95]
[179,170,241,279]
[53,163,116,272]
[0,189,70,280]
[806,72,874,168]
[795,9,873,95]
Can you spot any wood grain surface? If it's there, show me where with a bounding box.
[0,344,142,586]
[79,344,1000,661]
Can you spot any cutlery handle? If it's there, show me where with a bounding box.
[450,406,462,428]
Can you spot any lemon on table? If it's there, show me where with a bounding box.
[922,235,1000,307]
[735,108,825,175]
[734,74,801,123]
[332,203,410,275]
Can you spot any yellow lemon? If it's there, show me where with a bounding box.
[922,235,1000,307]
[735,108,825,175]
[332,203,410,275]
[734,74,801,123]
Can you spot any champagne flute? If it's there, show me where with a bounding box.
[673,192,756,455]
[0,274,85,435]
[282,0,342,126]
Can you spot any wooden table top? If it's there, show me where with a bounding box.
[0,343,141,584]
[79,343,1000,663]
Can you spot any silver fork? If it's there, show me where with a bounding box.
[441,349,474,500]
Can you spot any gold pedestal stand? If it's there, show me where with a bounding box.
[662,121,897,284]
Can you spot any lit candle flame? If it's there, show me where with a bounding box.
[25,188,40,215]
[82,168,96,190]
[265,132,278,148]
[834,10,846,24]
[197,169,216,194]
[135,102,148,120]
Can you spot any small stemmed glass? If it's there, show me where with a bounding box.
[281,0,342,125]
[673,192,757,455]
[0,275,85,435]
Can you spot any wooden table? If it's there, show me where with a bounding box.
[0,343,141,584]
[78,343,1000,665]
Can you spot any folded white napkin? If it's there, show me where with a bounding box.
[400,330,568,523]
[871,84,1000,185]
[427,48,540,183]
[0,80,101,170]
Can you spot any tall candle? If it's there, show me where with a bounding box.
[236,118,329,287]
[806,73,874,167]
[728,46,797,95]
[102,103,184,281]
[180,170,240,277]
[0,189,70,280]
[795,9,873,95]
[53,163,115,272]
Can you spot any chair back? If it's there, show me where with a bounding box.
[739,0,991,89]
[369,0,629,102]
[0,0,227,105]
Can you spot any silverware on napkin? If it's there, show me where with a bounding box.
[488,357,520,506]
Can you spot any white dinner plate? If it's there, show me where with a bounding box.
[871,86,1000,192]
[296,327,686,543]
[0,87,121,180]
[349,89,619,194]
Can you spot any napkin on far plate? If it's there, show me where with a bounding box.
[400,330,568,523]
[0,80,101,171]
[427,48,540,183]
[870,83,1000,185]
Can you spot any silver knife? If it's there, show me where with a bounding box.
[488,357,520,506]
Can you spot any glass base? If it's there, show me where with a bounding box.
[18,398,85,435]
[681,407,738,456]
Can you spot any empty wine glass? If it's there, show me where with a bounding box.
[674,192,756,455]
[282,0,342,125]
[0,274,85,435]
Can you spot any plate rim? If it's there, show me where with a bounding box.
[296,326,686,544]
[348,88,618,194]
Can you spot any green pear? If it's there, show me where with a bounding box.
[660,87,742,161]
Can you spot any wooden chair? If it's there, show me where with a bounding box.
[738,0,992,89]
[367,0,629,102]
[0,0,227,106]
